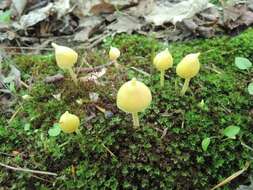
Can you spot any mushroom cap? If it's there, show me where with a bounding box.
[109,46,120,61]
[153,48,173,71]
[52,43,78,70]
[117,78,152,113]
[176,53,200,79]
[59,111,80,133]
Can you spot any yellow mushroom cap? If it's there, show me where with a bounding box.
[59,111,80,133]
[52,43,78,70]
[176,53,201,79]
[109,46,120,61]
[153,48,173,71]
[117,78,152,113]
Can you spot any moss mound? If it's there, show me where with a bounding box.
[0,28,253,189]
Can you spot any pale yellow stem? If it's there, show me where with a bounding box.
[160,70,165,87]
[132,112,139,129]
[180,78,191,96]
[68,68,78,86]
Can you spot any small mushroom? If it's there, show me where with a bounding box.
[59,111,80,133]
[176,53,200,96]
[153,48,173,87]
[117,78,152,128]
[52,43,78,85]
[109,46,120,68]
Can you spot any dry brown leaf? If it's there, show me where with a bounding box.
[90,2,115,15]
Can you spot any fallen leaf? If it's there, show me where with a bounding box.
[107,13,142,33]
[145,0,212,25]
[90,2,115,15]
[12,0,27,15]
[14,3,53,29]
[74,16,103,42]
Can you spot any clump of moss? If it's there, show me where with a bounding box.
[0,29,252,190]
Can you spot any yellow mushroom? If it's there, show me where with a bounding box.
[117,78,152,128]
[109,46,120,68]
[176,53,200,96]
[153,48,173,87]
[59,111,80,133]
[52,43,78,85]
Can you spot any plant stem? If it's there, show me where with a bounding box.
[132,112,139,129]
[160,70,165,87]
[180,78,190,96]
[68,68,78,86]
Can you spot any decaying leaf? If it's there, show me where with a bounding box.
[223,4,253,29]
[145,0,212,25]
[74,16,103,42]
[108,13,142,33]
[12,0,27,15]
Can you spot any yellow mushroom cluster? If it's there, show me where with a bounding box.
[51,43,201,131]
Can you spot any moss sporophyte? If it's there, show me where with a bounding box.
[52,43,78,86]
[116,78,152,129]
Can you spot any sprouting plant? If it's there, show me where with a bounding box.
[235,57,253,95]
[116,78,152,129]
[201,125,241,152]
[52,43,78,85]
[176,53,200,96]
[153,48,173,87]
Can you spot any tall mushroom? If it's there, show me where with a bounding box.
[176,53,200,96]
[52,43,78,85]
[153,48,173,87]
[117,78,152,128]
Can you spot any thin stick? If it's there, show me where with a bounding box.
[210,162,250,190]
[8,106,22,124]
[130,67,150,76]
[20,80,30,89]
[0,162,57,176]
[101,143,116,158]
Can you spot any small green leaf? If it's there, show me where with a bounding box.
[0,10,11,23]
[24,123,30,131]
[201,137,211,152]
[48,123,61,137]
[235,57,252,70]
[248,82,253,95]
[223,125,240,138]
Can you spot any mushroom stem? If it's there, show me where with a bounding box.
[180,78,191,96]
[68,68,78,86]
[160,70,165,87]
[132,112,139,128]
[113,60,120,69]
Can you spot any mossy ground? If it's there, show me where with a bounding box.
[0,28,253,190]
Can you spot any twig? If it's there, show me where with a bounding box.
[210,162,250,190]
[8,106,22,124]
[20,80,30,89]
[101,143,117,158]
[130,67,150,76]
[0,162,57,176]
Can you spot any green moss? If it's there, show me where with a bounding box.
[0,28,253,189]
